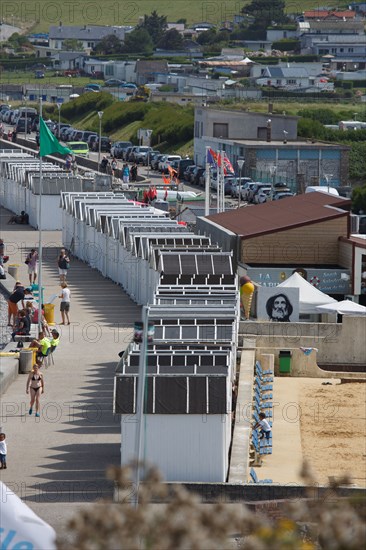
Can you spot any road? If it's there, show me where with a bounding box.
[2,121,240,209]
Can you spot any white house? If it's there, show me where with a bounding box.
[49,24,133,51]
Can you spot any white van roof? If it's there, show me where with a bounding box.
[305,186,339,196]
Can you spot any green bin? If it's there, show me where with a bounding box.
[279,350,292,374]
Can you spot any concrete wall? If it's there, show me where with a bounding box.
[241,217,348,265]
[241,316,366,365]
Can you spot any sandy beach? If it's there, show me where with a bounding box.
[299,379,366,487]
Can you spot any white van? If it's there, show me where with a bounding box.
[305,186,339,196]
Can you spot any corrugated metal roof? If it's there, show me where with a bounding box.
[205,193,350,238]
[268,67,309,78]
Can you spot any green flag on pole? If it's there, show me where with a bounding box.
[39,117,72,157]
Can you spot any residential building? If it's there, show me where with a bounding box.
[255,66,331,91]
[49,24,133,51]
[135,60,169,85]
[266,28,297,41]
[52,51,88,71]
[84,59,136,82]
[303,10,356,20]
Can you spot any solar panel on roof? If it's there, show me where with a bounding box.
[212,255,232,275]
[197,255,214,274]
[180,255,197,275]
[161,255,180,274]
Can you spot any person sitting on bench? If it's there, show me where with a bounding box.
[29,331,51,360]
[8,211,29,225]
[11,310,31,341]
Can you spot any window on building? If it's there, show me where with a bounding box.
[194,121,200,138]
[276,79,281,85]
[348,47,354,52]
[239,147,244,156]
[213,123,228,138]
[87,42,94,48]
[105,65,114,76]
[340,48,344,53]
[287,79,296,84]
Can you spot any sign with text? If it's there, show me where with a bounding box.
[248,267,351,294]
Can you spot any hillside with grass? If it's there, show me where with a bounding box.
[11,0,324,33]
[45,93,194,155]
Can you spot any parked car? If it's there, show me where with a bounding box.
[87,134,98,149]
[52,123,70,137]
[183,164,196,182]
[159,155,182,173]
[34,70,45,79]
[15,119,32,133]
[143,149,160,166]
[68,141,89,157]
[177,158,194,180]
[10,110,20,124]
[254,187,272,204]
[123,146,135,162]
[111,140,132,159]
[190,166,205,186]
[2,110,14,123]
[133,146,153,164]
[104,78,125,87]
[231,177,252,198]
[273,192,294,200]
[151,153,165,171]
[63,127,76,142]
[84,83,101,92]
[79,131,97,143]
[71,129,84,141]
[92,136,111,152]
[248,182,269,203]
[240,182,256,201]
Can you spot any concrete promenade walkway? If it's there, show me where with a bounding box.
[0,206,141,533]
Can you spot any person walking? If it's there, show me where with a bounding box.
[26,364,44,417]
[122,163,130,184]
[111,157,118,178]
[59,282,71,325]
[130,163,138,182]
[25,248,39,285]
[57,248,70,283]
[0,433,7,469]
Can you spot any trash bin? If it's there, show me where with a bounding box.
[19,349,34,374]
[279,350,292,374]
[8,264,20,280]
[43,303,55,325]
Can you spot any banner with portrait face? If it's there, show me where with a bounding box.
[257,287,300,322]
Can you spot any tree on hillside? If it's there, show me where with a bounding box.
[94,35,123,55]
[157,29,183,50]
[63,39,84,51]
[140,10,168,46]
[242,0,289,30]
[122,28,154,54]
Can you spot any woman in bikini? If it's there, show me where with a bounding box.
[26,364,44,418]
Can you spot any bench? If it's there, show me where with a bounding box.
[249,467,272,484]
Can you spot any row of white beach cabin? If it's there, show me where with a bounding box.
[60,192,239,482]
[0,150,107,230]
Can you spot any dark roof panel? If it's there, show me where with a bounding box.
[205,193,350,238]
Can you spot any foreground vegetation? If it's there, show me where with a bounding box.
[57,462,366,550]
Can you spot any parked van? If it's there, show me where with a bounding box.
[305,186,339,196]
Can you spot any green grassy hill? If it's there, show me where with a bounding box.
[13,0,321,33]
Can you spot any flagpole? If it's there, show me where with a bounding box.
[222,150,225,213]
[205,146,210,216]
[38,98,43,334]
[216,154,220,214]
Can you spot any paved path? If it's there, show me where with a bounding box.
[0,206,141,533]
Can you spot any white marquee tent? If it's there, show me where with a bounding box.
[278,272,337,314]
[316,300,366,316]
[0,482,56,549]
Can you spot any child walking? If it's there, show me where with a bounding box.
[0,433,7,469]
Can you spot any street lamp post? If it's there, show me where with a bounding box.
[324,173,333,193]
[56,100,62,139]
[269,165,277,201]
[97,111,103,167]
[23,95,27,140]
[237,159,245,210]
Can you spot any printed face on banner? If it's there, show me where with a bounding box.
[257,287,299,322]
